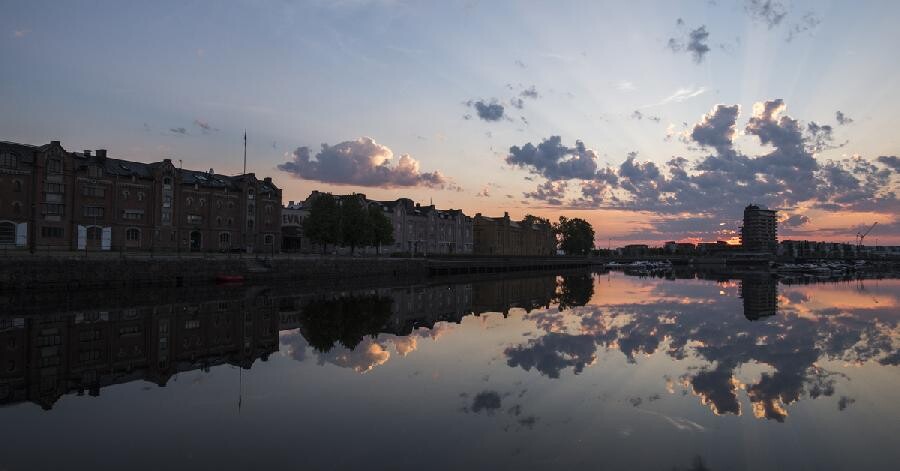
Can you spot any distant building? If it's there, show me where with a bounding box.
[281,191,473,255]
[740,204,778,253]
[473,212,555,256]
[619,244,650,257]
[0,140,281,253]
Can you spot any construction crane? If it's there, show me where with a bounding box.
[856,222,878,248]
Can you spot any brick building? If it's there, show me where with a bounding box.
[0,140,281,253]
[281,191,474,255]
[472,212,555,256]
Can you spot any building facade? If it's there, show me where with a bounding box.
[281,191,474,255]
[0,141,281,253]
[472,213,555,256]
[740,204,778,253]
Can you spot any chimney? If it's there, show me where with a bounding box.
[96,149,107,160]
[288,200,294,207]
[84,150,92,157]
[208,168,214,175]
[264,177,272,183]
[51,140,61,146]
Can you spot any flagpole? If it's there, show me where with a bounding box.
[243,130,247,175]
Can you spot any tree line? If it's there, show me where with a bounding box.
[303,194,395,254]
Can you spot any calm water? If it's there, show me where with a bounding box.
[1,271,898,471]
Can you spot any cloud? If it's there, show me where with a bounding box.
[651,86,708,107]
[193,119,217,134]
[782,214,810,227]
[514,59,527,68]
[278,137,451,189]
[169,127,187,135]
[632,110,661,122]
[745,0,788,28]
[467,99,505,122]
[876,155,900,171]
[669,24,711,63]
[690,104,741,156]
[515,99,900,241]
[786,12,821,42]
[520,86,539,99]
[837,396,855,411]
[507,136,599,181]
[505,332,597,378]
[476,186,491,197]
[468,390,502,414]
[835,111,854,126]
[13,29,31,38]
[524,180,568,205]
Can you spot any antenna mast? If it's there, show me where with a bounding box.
[243,130,247,175]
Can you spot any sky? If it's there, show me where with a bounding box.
[2,0,899,246]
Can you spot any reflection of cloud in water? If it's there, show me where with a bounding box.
[316,338,391,373]
[503,278,900,421]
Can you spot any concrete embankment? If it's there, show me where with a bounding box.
[0,254,593,291]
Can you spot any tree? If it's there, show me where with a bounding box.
[368,205,395,254]
[339,196,369,254]
[555,216,595,255]
[303,193,341,254]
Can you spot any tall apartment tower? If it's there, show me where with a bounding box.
[740,204,778,253]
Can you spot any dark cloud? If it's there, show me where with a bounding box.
[782,214,810,227]
[520,86,539,99]
[278,137,451,189]
[169,127,187,135]
[745,0,788,28]
[837,395,855,411]
[507,136,599,181]
[505,332,597,379]
[510,97,524,109]
[877,155,900,171]
[524,180,568,205]
[786,12,821,42]
[193,119,217,133]
[469,390,502,414]
[690,104,740,156]
[835,111,854,126]
[467,99,505,122]
[631,110,661,122]
[669,24,711,63]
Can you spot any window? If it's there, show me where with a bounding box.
[126,228,140,241]
[0,222,14,245]
[87,227,101,240]
[82,186,105,197]
[163,195,172,208]
[199,198,206,207]
[83,206,105,217]
[247,219,254,230]
[186,214,202,224]
[227,201,235,209]
[247,204,255,215]
[185,197,193,207]
[265,205,273,214]
[41,226,64,238]
[227,218,233,227]
[219,232,231,245]
[44,183,64,193]
[216,217,222,226]
[47,159,62,174]
[43,204,64,216]
[185,320,200,329]
[0,152,16,169]
[119,325,141,336]
[122,210,143,220]
[88,166,103,178]
[248,189,255,200]
[13,180,22,192]
[121,190,129,199]
[216,200,222,209]
[137,191,145,201]
[264,234,274,245]
[162,212,171,222]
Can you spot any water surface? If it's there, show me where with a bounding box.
[1,272,898,470]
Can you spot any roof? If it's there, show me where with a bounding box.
[0,141,37,164]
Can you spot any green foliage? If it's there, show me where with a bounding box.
[339,196,370,253]
[554,216,595,255]
[303,194,341,253]
[368,205,395,253]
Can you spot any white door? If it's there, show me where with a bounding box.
[77,225,87,250]
[101,227,112,250]
[15,223,27,247]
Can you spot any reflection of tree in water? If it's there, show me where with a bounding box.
[299,295,394,352]
[504,281,900,422]
[554,273,595,310]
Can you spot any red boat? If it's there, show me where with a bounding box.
[215,274,245,284]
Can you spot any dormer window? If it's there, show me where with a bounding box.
[163,177,172,189]
[248,189,255,200]
[186,197,193,207]
[0,152,16,169]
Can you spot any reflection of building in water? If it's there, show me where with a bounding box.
[0,293,279,410]
[472,276,556,317]
[739,275,778,320]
